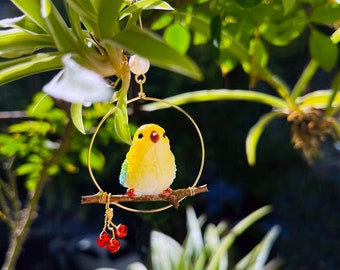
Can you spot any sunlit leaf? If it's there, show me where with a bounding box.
[98,0,123,39]
[296,89,340,109]
[41,0,79,52]
[0,15,46,34]
[80,147,105,171]
[249,38,268,68]
[331,28,340,44]
[0,29,55,58]
[151,14,173,30]
[164,22,191,54]
[141,89,288,111]
[16,163,40,176]
[259,9,307,46]
[204,224,228,269]
[246,111,283,166]
[310,3,340,24]
[66,0,98,32]
[310,28,338,71]
[114,107,133,145]
[207,206,272,270]
[151,231,183,270]
[28,93,53,115]
[106,27,202,80]
[282,0,296,15]
[10,0,48,32]
[9,121,51,135]
[235,225,281,269]
[71,103,85,134]
[0,52,63,85]
[121,0,174,20]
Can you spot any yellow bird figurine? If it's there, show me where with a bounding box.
[119,124,176,196]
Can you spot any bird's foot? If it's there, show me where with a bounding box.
[162,188,173,195]
[126,189,135,197]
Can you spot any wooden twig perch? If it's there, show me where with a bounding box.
[81,184,208,209]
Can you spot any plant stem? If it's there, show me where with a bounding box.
[291,59,319,100]
[1,120,74,270]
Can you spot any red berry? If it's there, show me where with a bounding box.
[116,224,128,238]
[162,188,172,195]
[126,188,135,197]
[97,231,111,248]
[107,239,120,253]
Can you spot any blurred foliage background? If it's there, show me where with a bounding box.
[1,0,340,269]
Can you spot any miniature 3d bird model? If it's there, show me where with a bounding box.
[119,124,176,196]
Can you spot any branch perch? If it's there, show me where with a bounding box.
[81,184,208,209]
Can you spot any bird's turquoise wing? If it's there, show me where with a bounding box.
[119,158,128,187]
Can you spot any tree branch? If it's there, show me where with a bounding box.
[81,184,208,209]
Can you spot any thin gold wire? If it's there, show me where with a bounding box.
[87,92,205,213]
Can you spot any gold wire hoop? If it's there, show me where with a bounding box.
[87,94,205,213]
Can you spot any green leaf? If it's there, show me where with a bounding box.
[203,224,228,269]
[0,15,46,34]
[41,0,79,52]
[107,27,202,80]
[331,28,340,44]
[0,52,63,85]
[98,0,124,39]
[235,225,281,269]
[9,121,51,135]
[16,163,40,176]
[164,22,191,54]
[235,0,262,8]
[282,0,296,15]
[180,207,204,265]
[151,231,183,270]
[27,93,53,117]
[71,103,85,134]
[66,0,98,32]
[207,206,272,270]
[114,107,133,145]
[10,0,48,32]
[80,147,105,171]
[121,0,174,20]
[151,14,173,30]
[310,3,340,24]
[296,89,340,109]
[246,111,283,166]
[309,28,338,71]
[248,38,268,68]
[259,9,307,46]
[0,29,55,58]
[141,89,288,111]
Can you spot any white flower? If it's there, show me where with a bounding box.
[43,54,113,104]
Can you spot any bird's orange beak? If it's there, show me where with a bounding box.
[150,130,159,143]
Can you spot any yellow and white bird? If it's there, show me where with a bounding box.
[119,124,176,196]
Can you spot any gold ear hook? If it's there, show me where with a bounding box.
[135,74,147,98]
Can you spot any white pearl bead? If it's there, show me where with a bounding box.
[129,55,150,75]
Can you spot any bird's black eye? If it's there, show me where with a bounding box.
[138,133,143,139]
[163,132,166,138]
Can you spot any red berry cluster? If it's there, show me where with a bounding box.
[96,224,128,253]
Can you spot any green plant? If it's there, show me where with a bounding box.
[127,206,281,270]
[143,0,340,165]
